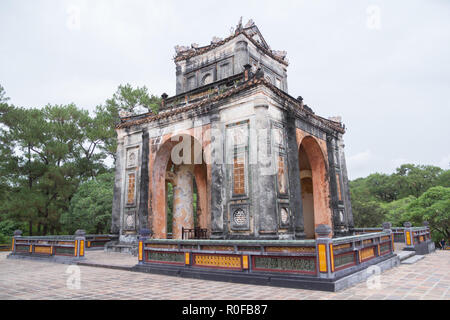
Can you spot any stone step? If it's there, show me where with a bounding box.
[396,250,415,261]
[401,255,424,264]
[105,243,137,256]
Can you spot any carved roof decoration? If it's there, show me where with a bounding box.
[174,18,289,66]
[116,70,344,134]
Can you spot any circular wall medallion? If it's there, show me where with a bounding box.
[233,209,247,226]
[126,214,134,228]
[280,208,289,224]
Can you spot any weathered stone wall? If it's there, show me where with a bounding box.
[175,34,288,95]
[113,83,353,240]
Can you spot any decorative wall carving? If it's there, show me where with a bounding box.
[127,147,139,168]
[126,172,136,205]
[230,204,250,231]
[124,210,136,231]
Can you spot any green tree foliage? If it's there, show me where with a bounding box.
[0,220,22,243]
[95,84,161,161]
[0,103,108,235]
[405,186,450,242]
[436,169,450,188]
[382,196,417,227]
[60,172,114,234]
[0,83,160,238]
[109,83,160,115]
[394,164,443,198]
[352,200,387,228]
[350,164,450,242]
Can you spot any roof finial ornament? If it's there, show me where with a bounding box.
[174,45,190,55]
[211,36,223,44]
[236,16,243,33]
[244,19,255,28]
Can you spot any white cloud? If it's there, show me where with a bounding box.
[437,154,450,170]
[1,0,449,180]
[346,150,372,179]
[347,150,371,167]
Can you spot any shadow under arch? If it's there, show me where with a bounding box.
[298,135,332,239]
[151,133,210,239]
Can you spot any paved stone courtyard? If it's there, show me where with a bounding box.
[0,250,449,300]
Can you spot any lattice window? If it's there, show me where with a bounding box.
[336,173,342,201]
[253,256,316,273]
[360,247,375,261]
[277,155,287,194]
[233,155,245,195]
[227,121,249,197]
[194,254,242,269]
[127,173,136,204]
[334,252,355,269]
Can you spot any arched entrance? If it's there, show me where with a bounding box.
[298,136,332,238]
[152,134,209,239]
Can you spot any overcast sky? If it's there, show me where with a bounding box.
[1,0,449,180]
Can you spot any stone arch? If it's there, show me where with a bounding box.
[298,135,332,238]
[151,133,209,239]
[201,73,212,86]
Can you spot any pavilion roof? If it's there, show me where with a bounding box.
[173,20,289,67]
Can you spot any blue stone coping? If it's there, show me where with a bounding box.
[142,239,317,246]
[331,232,391,245]
[142,232,395,248]
[16,234,117,241]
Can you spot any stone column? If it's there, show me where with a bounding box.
[12,230,22,254]
[326,135,340,234]
[423,221,435,253]
[210,110,225,239]
[315,224,333,279]
[74,229,86,259]
[382,222,394,253]
[138,130,149,230]
[138,228,150,264]
[172,165,194,239]
[285,112,304,238]
[111,135,124,234]
[423,221,430,239]
[382,222,392,231]
[254,98,277,238]
[403,221,415,251]
[338,136,354,230]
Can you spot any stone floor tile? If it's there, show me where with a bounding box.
[1,250,449,300]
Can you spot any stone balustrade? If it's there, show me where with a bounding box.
[133,225,398,291]
[353,221,434,255]
[0,243,11,252]
[85,234,119,249]
[8,229,86,262]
